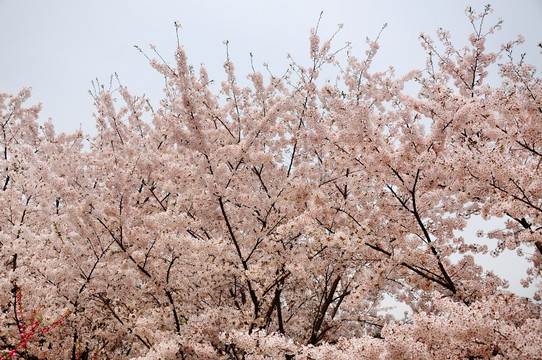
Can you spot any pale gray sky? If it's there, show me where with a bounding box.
[1,0,541,297]
[1,1,540,134]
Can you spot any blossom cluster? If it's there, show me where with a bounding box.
[0,5,540,359]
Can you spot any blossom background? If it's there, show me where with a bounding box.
[1,0,541,298]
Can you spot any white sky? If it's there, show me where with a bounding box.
[1,0,541,297]
[1,0,541,133]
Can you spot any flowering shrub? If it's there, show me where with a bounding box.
[0,289,72,360]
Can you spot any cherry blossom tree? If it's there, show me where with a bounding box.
[1,5,540,359]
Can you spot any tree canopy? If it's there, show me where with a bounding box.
[1,5,541,359]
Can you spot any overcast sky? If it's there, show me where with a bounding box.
[1,1,541,297]
[1,0,541,134]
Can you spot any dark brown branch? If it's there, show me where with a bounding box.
[388,164,405,184]
[364,241,452,290]
[96,294,151,349]
[386,184,411,211]
[218,196,260,320]
[330,286,350,320]
[165,289,181,334]
[218,197,246,269]
[490,177,542,214]
[263,286,285,334]
[78,240,114,295]
[166,254,178,284]
[245,237,264,264]
[286,140,297,178]
[252,165,270,197]
[516,139,542,157]
[504,211,541,255]
[309,276,340,345]
[2,174,9,191]
[275,288,285,334]
[261,271,291,299]
[149,184,167,211]
[96,218,151,278]
[217,116,236,139]
[409,169,456,294]
[335,183,348,200]
[333,207,362,227]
